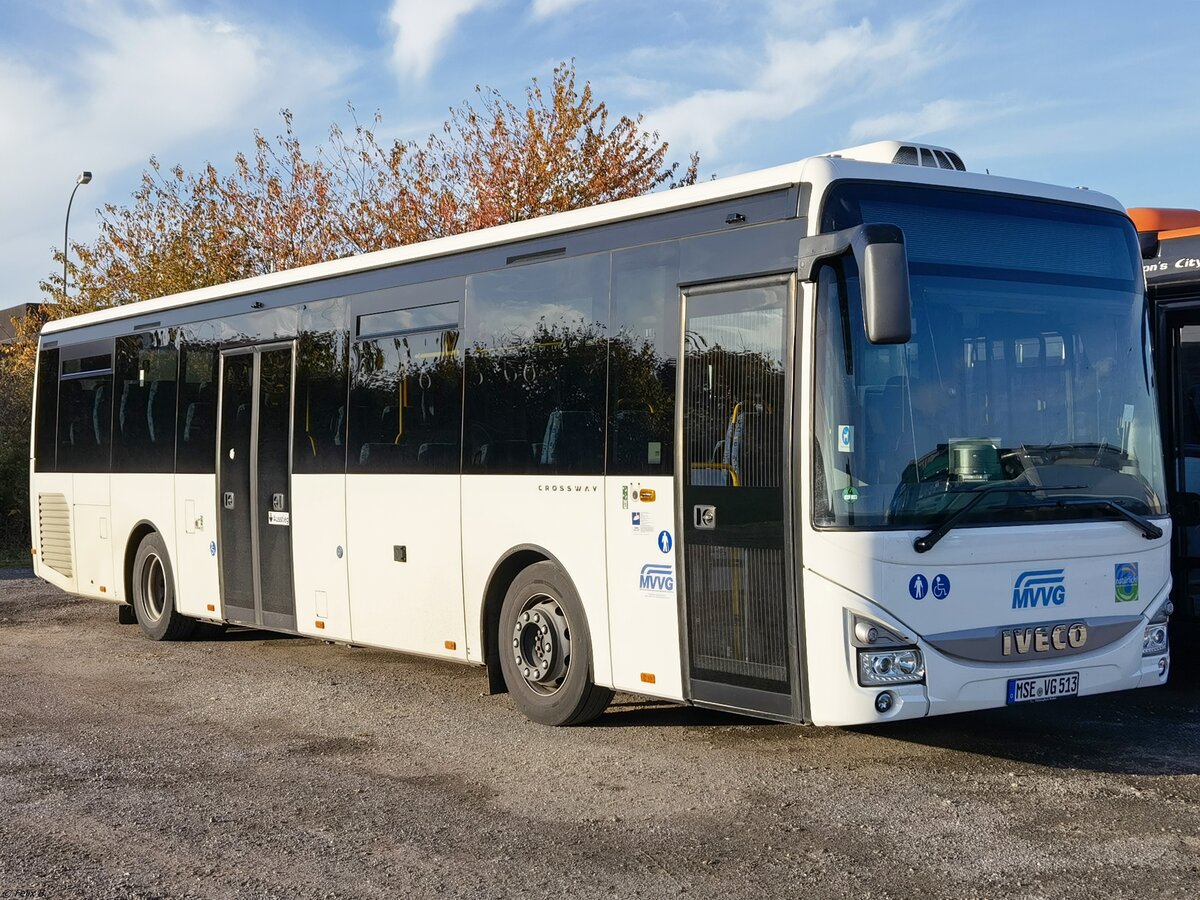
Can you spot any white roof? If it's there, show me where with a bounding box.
[43,145,1124,336]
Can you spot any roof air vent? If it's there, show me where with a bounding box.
[826,140,967,172]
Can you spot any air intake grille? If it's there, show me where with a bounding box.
[891,145,966,171]
[37,492,73,577]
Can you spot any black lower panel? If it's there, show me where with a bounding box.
[686,543,789,693]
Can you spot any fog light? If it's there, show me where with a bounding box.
[875,691,894,714]
[858,648,925,686]
[1158,657,1169,676]
[1143,624,1168,657]
[854,621,880,644]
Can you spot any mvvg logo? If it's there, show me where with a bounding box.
[639,563,675,592]
[1012,569,1066,609]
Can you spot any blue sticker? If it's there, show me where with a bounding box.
[1012,569,1066,610]
[632,512,641,527]
[639,563,675,592]
[931,573,951,600]
[908,574,928,600]
[658,530,673,554]
[209,541,217,557]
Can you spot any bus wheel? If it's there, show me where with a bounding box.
[498,561,612,726]
[131,533,195,642]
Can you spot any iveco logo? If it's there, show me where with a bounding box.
[1012,569,1066,609]
[1001,622,1088,656]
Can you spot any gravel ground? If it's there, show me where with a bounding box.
[2,568,1200,900]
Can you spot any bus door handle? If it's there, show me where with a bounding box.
[223,492,235,510]
[694,505,716,529]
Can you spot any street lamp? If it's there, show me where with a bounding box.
[63,170,92,301]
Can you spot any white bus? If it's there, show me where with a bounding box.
[29,140,1173,726]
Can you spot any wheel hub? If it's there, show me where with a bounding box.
[511,597,571,692]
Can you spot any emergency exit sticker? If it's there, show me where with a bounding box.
[837,425,854,453]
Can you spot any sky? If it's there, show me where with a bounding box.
[2,0,1199,310]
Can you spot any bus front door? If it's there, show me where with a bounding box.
[678,276,801,721]
[217,344,297,631]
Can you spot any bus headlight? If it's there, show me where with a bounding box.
[1143,624,1168,656]
[858,648,925,686]
[1143,597,1172,657]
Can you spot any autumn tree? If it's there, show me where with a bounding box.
[332,61,698,249]
[0,61,698,556]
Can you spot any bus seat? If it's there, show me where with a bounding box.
[478,440,534,471]
[91,383,110,446]
[58,381,85,448]
[184,400,213,445]
[540,410,602,471]
[359,442,413,468]
[120,383,149,442]
[417,442,458,468]
[329,405,345,448]
[147,380,174,443]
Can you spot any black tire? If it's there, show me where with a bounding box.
[498,561,612,726]
[131,532,195,641]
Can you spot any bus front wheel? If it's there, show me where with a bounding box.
[131,532,195,642]
[498,561,612,726]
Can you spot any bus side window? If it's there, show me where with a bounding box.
[57,349,114,474]
[464,253,609,476]
[176,342,218,474]
[114,333,177,474]
[293,324,349,476]
[609,242,679,476]
[349,329,461,474]
[33,347,60,473]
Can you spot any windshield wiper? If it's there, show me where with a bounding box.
[1048,498,1164,540]
[913,483,1086,553]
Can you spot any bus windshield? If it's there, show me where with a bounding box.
[814,183,1166,530]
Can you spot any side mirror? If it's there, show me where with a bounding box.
[798,223,912,344]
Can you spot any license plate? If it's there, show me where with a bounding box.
[1006,671,1079,704]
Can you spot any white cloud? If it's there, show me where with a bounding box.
[530,0,594,19]
[848,99,985,143]
[387,0,493,81]
[646,16,945,159]
[0,1,355,306]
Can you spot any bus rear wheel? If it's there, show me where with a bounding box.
[131,532,195,641]
[498,561,612,726]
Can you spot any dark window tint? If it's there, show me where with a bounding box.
[176,341,219,474]
[350,329,462,473]
[608,243,679,475]
[113,333,178,473]
[295,301,350,475]
[33,348,59,472]
[57,352,113,473]
[464,254,609,474]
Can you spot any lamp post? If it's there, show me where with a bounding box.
[63,170,92,301]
